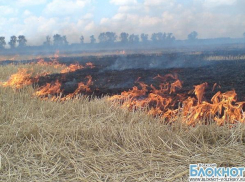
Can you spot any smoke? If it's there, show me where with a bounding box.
[105,54,214,71]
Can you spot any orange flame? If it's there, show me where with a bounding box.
[194,82,208,104]
[60,63,84,73]
[35,80,62,97]
[170,80,182,94]
[37,59,94,73]
[1,69,35,89]
[36,58,64,69]
[85,62,95,68]
[109,74,245,125]
[64,76,93,100]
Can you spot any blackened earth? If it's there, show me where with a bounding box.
[32,51,245,102]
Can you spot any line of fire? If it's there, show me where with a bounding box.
[1,50,245,126]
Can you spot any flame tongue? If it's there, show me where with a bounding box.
[60,64,84,73]
[1,68,35,89]
[194,82,208,104]
[109,74,245,125]
[35,80,62,97]
[170,80,182,94]
[85,62,95,68]
[37,57,94,74]
[1,57,95,99]
[64,75,93,100]
[109,74,183,118]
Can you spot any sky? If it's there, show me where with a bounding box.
[0,0,245,45]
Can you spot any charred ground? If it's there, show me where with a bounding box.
[28,50,245,102]
[1,50,245,101]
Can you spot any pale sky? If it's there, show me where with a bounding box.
[0,0,244,45]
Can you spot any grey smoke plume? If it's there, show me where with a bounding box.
[105,55,214,71]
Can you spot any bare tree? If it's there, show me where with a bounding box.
[9,36,17,49]
[0,36,6,49]
[188,31,198,41]
[43,36,51,46]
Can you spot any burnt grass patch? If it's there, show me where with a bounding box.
[34,52,245,102]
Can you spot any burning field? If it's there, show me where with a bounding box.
[1,52,245,125]
[0,51,245,181]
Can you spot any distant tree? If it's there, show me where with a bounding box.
[43,36,51,46]
[98,33,106,43]
[106,32,117,43]
[188,31,198,41]
[80,35,84,44]
[243,32,245,38]
[151,32,167,42]
[151,33,157,42]
[53,34,63,46]
[18,35,27,47]
[129,34,139,43]
[0,36,6,49]
[159,32,166,41]
[166,33,175,42]
[141,33,149,42]
[90,35,96,44]
[53,34,68,46]
[98,32,117,43]
[151,32,175,43]
[9,36,17,49]
[120,32,129,43]
[62,36,68,46]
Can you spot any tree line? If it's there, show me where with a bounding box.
[0,35,27,49]
[42,32,177,47]
[0,31,244,49]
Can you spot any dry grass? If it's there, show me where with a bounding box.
[0,63,245,181]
